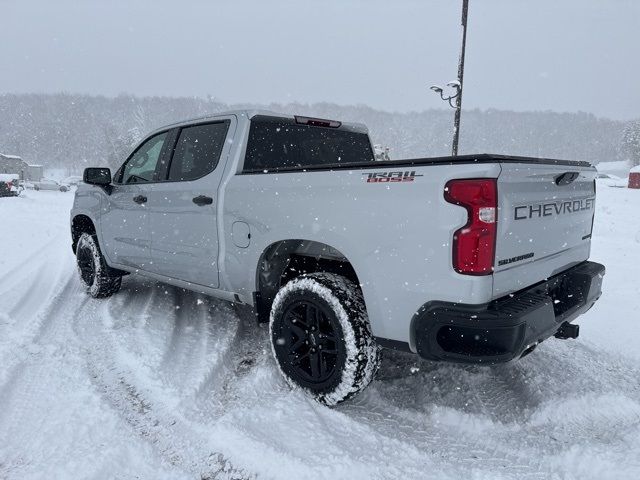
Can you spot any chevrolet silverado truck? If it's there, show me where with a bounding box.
[71,110,605,405]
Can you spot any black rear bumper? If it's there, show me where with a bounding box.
[413,261,605,364]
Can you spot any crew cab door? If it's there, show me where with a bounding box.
[99,131,169,270]
[146,118,234,288]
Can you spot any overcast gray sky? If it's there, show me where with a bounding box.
[2,0,639,120]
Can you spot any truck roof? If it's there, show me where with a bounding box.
[149,109,368,136]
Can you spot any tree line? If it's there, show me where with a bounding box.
[0,93,636,174]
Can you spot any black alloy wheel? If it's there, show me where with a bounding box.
[280,299,342,387]
[75,232,122,298]
[269,273,380,405]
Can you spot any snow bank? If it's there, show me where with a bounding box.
[596,159,631,172]
[596,160,632,179]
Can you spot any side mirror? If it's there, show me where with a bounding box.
[83,167,111,186]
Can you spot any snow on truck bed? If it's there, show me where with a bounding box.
[1,189,640,479]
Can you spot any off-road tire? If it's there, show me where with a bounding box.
[269,273,380,406]
[76,233,122,298]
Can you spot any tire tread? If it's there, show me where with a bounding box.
[269,272,380,405]
[76,233,122,298]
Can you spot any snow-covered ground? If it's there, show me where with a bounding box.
[1,187,639,479]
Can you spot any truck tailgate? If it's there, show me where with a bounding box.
[493,161,597,298]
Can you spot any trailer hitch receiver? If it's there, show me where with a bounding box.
[554,322,580,340]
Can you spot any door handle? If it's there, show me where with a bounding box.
[133,195,147,204]
[555,172,579,186]
[192,195,213,206]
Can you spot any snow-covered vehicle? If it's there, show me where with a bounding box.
[596,173,628,188]
[33,178,70,192]
[61,175,83,187]
[0,174,22,197]
[70,110,605,405]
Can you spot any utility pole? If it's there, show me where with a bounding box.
[430,0,470,156]
[452,0,469,156]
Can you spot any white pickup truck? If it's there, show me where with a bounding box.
[71,110,605,405]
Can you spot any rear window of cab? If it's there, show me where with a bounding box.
[243,116,374,172]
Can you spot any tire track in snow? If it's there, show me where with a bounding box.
[0,231,71,326]
[0,276,83,391]
[337,341,640,478]
[0,267,81,393]
[100,278,256,407]
[157,288,215,394]
[52,271,640,479]
[0,235,59,292]
[82,346,256,480]
[4,263,640,480]
[0,217,74,395]
[70,278,258,479]
[0,276,93,477]
[189,303,267,414]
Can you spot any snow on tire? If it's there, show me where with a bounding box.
[269,272,380,406]
[75,233,122,298]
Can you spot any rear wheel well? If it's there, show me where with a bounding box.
[71,215,96,253]
[254,240,360,323]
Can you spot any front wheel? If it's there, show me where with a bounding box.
[76,233,121,298]
[269,273,380,406]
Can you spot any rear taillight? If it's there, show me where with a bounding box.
[444,178,497,275]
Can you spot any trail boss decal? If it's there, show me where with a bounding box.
[514,197,595,220]
[363,171,423,183]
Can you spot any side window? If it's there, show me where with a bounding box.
[118,132,168,184]
[167,121,230,182]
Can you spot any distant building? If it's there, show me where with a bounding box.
[0,153,44,181]
[27,164,44,181]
